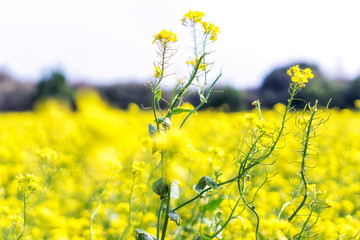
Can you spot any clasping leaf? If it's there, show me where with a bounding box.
[135,229,156,240]
[148,123,157,138]
[168,209,181,226]
[152,178,170,199]
[212,211,223,239]
[193,176,218,194]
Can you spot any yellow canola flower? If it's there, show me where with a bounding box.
[152,29,177,44]
[37,147,58,162]
[202,21,220,41]
[153,66,162,78]
[287,65,314,85]
[181,10,205,24]
[1,94,360,239]
[186,57,207,71]
[17,173,39,192]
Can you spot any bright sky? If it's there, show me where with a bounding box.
[1,0,360,88]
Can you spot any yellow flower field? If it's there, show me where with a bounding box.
[0,90,359,239]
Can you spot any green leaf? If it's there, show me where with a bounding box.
[155,89,162,101]
[168,209,181,226]
[193,176,218,194]
[200,198,224,213]
[148,123,157,137]
[212,211,223,239]
[157,117,172,130]
[152,178,169,199]
[162,117,172,129]
[172,107,193,115]
[135,229,156,240]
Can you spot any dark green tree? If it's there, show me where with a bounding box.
[343,77,360,107]
[33,70,75,105]
[205,86,246,111]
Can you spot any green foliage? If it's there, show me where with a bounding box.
[205,86,246,111]
[344,76,360,107]
[33,70,74,105]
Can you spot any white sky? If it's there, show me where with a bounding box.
[1,0,360,88]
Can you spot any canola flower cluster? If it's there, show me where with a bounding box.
[0,90,359,239]
[287,65,314,87]
[181,10,219,41]
[152,10,219,81]
[186,57,208,71]
[152,29,177,44]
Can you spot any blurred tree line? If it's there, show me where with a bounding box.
[1,63,360,112]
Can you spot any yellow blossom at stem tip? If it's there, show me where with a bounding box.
[181,10,205,24]
[202,21,220,41]
[152,29,177,44]
[287,65,314,86]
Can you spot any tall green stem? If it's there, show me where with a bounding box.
[288,107,316,222]
[156,200,164,240]
[161,187,171,240]
[153,42,168,131]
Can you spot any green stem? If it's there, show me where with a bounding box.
[179,71,222,128]
[296,202,315,239]
[288,108,316,222]
[18,187,27,240]
[165,54,206,120]
[161,187,171,240]
[173,174,244,212]
[243,197,260,240]
[156,200,164,240]
[153,42,168,131]
[210,180,245,239]
[268,84,297,154]
[210,196,242,239]
[16,232,23,240]
[169,83,181,110]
